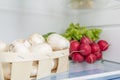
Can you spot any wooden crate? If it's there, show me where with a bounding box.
[0,49,69,80]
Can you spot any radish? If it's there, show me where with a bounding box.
[94,51,102,60]
[91,43,100,53]
[79,43,91,56]
[72,52,84,63]
[80,36,92,44]
[85,54,96,64]
[98,40,109,51]
[70,40,80,52]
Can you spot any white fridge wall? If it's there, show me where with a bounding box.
[0,9,20,43]
[0,0,69,42]
[67,9,120,26]
[67,0,120,26]
[100,26,120,63]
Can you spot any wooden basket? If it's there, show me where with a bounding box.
[0,49,69,80]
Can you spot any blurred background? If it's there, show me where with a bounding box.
[0,0,120,42]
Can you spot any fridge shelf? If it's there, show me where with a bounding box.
[38,60,120,80]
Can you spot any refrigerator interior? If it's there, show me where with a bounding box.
[1,0,120,42]
[0,0,120,80]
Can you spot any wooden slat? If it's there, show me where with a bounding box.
[11,62,32,80]
[0,49,69,63]
[56,56,69,73]
[0,63,4,80]
[0,52,49,63]
[37,59,53,79]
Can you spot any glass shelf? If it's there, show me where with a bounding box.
[38,61,120,80]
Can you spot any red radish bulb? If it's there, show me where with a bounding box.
[85,54,97,64]
[80,36,92,44]
[98,40,109,51]
[94,52,102,60]
[72,52,84,63]
[79,43,91,56]
[70,40,80,52]
[91,43,100,53]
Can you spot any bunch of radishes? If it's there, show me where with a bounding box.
[69,36,109,64]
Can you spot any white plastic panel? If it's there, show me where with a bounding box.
[67,0,120,26]
[0,11,20,43]
[67,9,120,26]
[0,0,68,42]
[0,0,20,10]
[100,26,120,63]
[0,0,67,15]
[17,13,68,39]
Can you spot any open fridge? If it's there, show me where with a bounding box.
[0,0,120,80]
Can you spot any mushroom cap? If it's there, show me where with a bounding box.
[28,33,45,45]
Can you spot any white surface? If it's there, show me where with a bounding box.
[99,26,120,63]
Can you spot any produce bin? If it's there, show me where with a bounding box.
[0,49,69,80]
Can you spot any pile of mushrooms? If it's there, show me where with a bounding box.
[0,33,70,79]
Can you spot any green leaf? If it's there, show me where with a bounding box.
[61,23,102,41]
[43,32,56,40]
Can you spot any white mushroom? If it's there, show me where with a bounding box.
[47,34,70,70]
[28,33,45,45]
[47,34,70,51]
[30,43,56,70]
[0,41,8,52]
[30,43,52,55]
[8,39,31,53]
